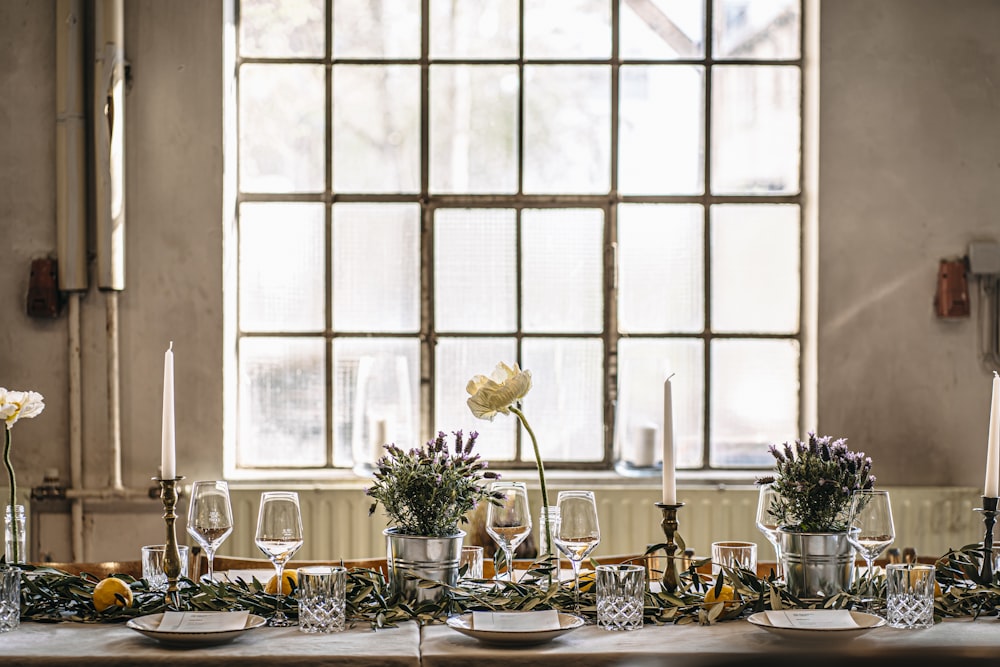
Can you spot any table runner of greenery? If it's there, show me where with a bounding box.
[13,544,999,627]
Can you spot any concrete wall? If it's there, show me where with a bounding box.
[1,0,998,559]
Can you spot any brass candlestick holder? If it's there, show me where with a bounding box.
[155,476,185,608]
[975,495,998,584]
[654,502,685,594]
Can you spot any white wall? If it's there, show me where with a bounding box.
[0,0,998,560]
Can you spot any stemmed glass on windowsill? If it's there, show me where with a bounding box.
[755,483,784,580]
[186,480,234,584]
[255,491,304,627]
[486,482,531,583]
[847,489,895,612]
[554,490,601,613]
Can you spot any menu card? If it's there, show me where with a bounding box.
[157,611,250,633]
[472,610,561,631]
[765,610,859,629]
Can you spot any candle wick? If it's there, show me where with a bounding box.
[169,341,174,351]
[666,373,676,382]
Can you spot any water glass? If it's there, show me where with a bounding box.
[0,566,19,632]
[460,546,484,579]
[141,544,190,591]
[297,566,346,633]
[886,564,935,629]
[711,541,757,575]
[596,564,644,631]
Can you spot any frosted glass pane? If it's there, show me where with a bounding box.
[435,209,516,332]
[618,204,703,333]
[430,0,518,58]
[334,338,420,467]
[710,338,798,467]
[430,66,518,194]
[713,0,800,59]
[240,0,324,58]
[617,338,704,468]
[619,65,704,196]
[522,209,603,333]
[621,0,705,59]
[333,65,420,193]
[240,64,324,193]
[238,337,326,467]
[332,204,420,332]
[524,0,610,59]
[522,338,604,462]
[434,338,518,460]
[239,203,325,332]
[333,0,420,58]
[524,66,610,194]
[711,65,800,195]
[711,204,799,333]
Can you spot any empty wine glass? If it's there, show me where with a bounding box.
[255,491,304,626]
[755,483,784,579]
[186,480,234,584]
[486,482,531,582]
[554,490,601,613]
[847,489,895,611]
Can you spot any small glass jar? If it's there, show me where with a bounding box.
[537,506,559,558]
[5,505,25,564]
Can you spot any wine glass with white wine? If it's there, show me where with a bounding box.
[554,490,601,613]
[255,491,304,626]
[186,480,234,584]
[486,482,531,582]
[847,489,895,612]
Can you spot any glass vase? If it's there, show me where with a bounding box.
[5,505,25,564]
[537,506,559,558]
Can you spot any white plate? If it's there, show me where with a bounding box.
[746,610,885,641]
[127,613,267,647]
[446,612,584,646]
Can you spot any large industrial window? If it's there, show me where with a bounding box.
[231,0,805,475]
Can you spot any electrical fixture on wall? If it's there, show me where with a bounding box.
[966,241,1000,367]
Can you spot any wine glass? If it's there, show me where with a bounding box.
[485,482,531,582]
[554,490,601,613]
[847,489,895,611]
[755,483,784,579]
[186,480,234,583]
[255,491,304,626]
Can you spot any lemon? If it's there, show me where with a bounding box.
[264,570,298,595]
[93,577,133,612]
[703,583,735,604]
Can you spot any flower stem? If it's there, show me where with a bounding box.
[3,426,17,563]
[509,406,551,557]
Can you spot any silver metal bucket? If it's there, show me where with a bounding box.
[385,529,465,604]
[778,528,857,600]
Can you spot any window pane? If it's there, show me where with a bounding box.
[434,337,518,460]
[333,203,420,332]
[334,338,420,467]
[240,64,324,193]
[618,204,703,333]
[524,66,610,194]
[239,337,326,467]
[239,203,325,332]
[710,338,798,467]
[711,65,800,194]
[435,209,517,333]
[621,0,705,59]
[522,338,604,462]
[333,65,420,193]
[619,65,704,195]
[430,0,518,58]
[522,209,604,333]
[711,204,800,333]
[617,338,704,468]
[430,66,518,194]
[240,0,324,58]
[333,0,420,58]
[524,0,611,59]
[713,0,800,59]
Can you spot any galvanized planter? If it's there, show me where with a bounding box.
[778,528,858,600]
[385,528,465,604]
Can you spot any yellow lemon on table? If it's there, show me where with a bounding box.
[703,583,735,604]
[93,577,133,612]
[264,570,298,595]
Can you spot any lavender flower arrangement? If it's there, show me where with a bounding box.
[757,432,876,533]
[366,430,502,538]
